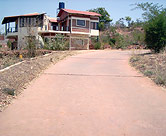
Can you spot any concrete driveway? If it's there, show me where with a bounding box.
[0,50,166,136]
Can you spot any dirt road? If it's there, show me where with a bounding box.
[0,50,166,136]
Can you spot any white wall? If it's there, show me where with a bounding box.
[90,29,99,36]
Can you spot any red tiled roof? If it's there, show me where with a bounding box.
[48,17,58,23]
[2,13,45,24]
[58,9,101,17]
[4,13,42,18]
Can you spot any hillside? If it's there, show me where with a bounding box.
[99,26,145,49]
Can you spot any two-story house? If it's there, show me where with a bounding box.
[2,7,101,50]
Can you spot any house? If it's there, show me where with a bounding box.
[2,4,101,50]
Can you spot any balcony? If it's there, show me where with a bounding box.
[7,27,18,33]
[51,26,70,31]
[39,26,70,35]
[5,27,18,37]
[6,26,18,35]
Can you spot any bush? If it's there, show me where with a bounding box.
[44,35,69,50]
[155,74,166,85]
[114,33,128,49]
[0,44,2,48]
[26,36,37,57]
[131,29,145,45]
[3,88,15,96]
[144,11,166,52]
[109,38,116,48]
[7,40,12,49]
[94,42,101,49]
[144,70,153,77]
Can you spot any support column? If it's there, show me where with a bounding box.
[87,37,90,50]
[5,24,7,35]
[69,35,71,50]
[8,22,10,32]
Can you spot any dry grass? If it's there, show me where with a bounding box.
[0,50,52,70]
[0,51,78,111]
[130,52,166,87]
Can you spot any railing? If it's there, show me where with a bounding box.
[6,27,18,35]
[50,26,70,31]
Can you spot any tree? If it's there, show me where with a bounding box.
[133,2,164,21]
[24,15,44,57]
[125,16,132,27]
[88,7,112,30]
[134,2,166,52]
[144,11,166,52]
[115,18,125,28]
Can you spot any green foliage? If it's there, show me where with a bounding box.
[130,56,140,63]
[144,70,153,77]
[0,44,2,48]
[132,19,144,27]
[94,42,101,50]
[125,16,132,27]
[100,33,110,44]
[115,18,126,28]
[155,73,166,85]
[88,7,112,30]
[109,25,117,34]
[98,22,105,31]
[44,34,69,50]
[131,29,145,45]
[144,12,166,52]
[3,88,15,96]
[133,2,164,21]
[109,38,116,47]
[26,36,37,57]
[134,2,166,52]
[7,40,12,49]
[114,33,128,49]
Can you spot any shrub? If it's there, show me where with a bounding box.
[7,40,12,49]
[155,74,166,85]
[3,88,15,96]
[130,56,140,63]
[114,33,128,49]
[94,42,101,49]
[144,70,153,77]
[26,36,37,57]
[44,34,69,50]
[144,11,166,53]
[131,29,145,45]
[135,2,166,53]
[0,44,2,48]
[109,38,116,48]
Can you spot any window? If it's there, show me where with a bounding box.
[91,22,99,30]
[77,19,85,27]
[91,22,95,29]
[20,17,24,27]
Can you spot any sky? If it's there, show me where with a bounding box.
[0,0,166,33]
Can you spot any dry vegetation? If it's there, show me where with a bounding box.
[0,51,78,111]
[0,50,53,70]
[130,52,166,87]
